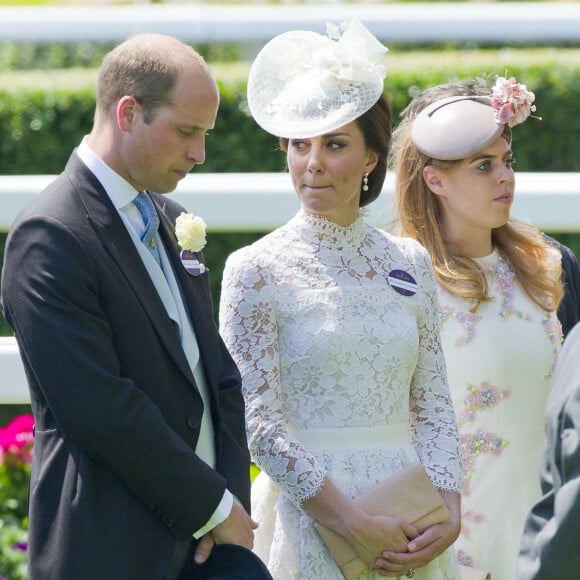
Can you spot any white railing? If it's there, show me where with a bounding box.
[0,338,28,404]
[2,171,580,403]
[0,3,579,45]
[2,172,580,233]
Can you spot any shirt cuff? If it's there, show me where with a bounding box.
[193,489,233,539]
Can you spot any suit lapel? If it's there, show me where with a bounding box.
[65,155,195,385]
[156,201,219,392]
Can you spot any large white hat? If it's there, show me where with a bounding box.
[246,19,388,139]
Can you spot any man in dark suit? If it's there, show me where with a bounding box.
[1,33,256,579]
[518,321,580,579]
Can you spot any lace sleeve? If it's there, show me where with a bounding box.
[408,245,462,492]
[219,249,327,506]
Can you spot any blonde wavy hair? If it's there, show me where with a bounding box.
[391,96,563,313]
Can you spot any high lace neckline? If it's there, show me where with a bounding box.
[288,210,367,250]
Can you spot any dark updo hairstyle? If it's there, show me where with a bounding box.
[355,92,392,207]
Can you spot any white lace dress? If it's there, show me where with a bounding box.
[437,249,561,579]
[219,211,462,580]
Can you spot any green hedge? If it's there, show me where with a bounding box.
[2,48,580,337]
[2,48,580,174]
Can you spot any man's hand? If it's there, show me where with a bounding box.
[194,505,258,564]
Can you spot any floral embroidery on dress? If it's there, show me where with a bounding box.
[457,382,510,427]
[542,311,561,379]
[460,509,487,541]
[457,508,487,566]
[458,381,509,549]
[459,428,508,554]
[456,549,475,567]
[461,429,509,496]
[481,257,531,321]
[439,305,481,346]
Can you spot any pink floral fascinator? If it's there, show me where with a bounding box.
[491,75,538,127]
[412,75,538,160]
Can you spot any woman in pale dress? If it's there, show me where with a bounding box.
[219,19,462,580]
[391,77,568,579]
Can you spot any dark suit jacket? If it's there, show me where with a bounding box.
[518,321,580,579]
[0,153,251,579]
[556,241,580,339]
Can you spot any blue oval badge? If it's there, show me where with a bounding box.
[387,269,417,296]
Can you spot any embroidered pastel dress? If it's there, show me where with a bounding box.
[437,249,561,579]
[219,211,462,580]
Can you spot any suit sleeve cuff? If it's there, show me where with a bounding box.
[192,489,233,539]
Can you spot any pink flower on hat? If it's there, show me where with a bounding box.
[491,76,537,127]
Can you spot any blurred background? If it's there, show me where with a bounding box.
[0,2,579,574]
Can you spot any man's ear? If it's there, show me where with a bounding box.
[117,96,138,132]
[423,165,445,197]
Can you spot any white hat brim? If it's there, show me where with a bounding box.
[247,21,387,139]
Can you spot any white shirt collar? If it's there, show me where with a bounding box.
[77,137,138,210]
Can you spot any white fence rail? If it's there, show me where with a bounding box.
[0,339,28,405]
[0,3,579,45]
[2,171,580,404]
[2,172,580,233]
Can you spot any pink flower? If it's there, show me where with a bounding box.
[0,414,34,465]
[491,76,537,127]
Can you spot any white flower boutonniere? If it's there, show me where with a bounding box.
[175,212,207,252]
[175,212,208,276]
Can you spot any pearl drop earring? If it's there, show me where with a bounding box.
[362,172,369,192]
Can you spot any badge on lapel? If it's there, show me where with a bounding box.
[175,212,208,276]
[180,250,208,277]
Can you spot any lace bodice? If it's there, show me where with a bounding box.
[219,211,462,506]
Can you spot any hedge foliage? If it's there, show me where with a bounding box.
[1,48,580,174]
[1,47,580,336]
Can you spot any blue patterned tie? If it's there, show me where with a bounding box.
[134,192,161,267]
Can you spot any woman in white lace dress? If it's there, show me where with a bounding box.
[391,77,565,579]
[219,20,462,580]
